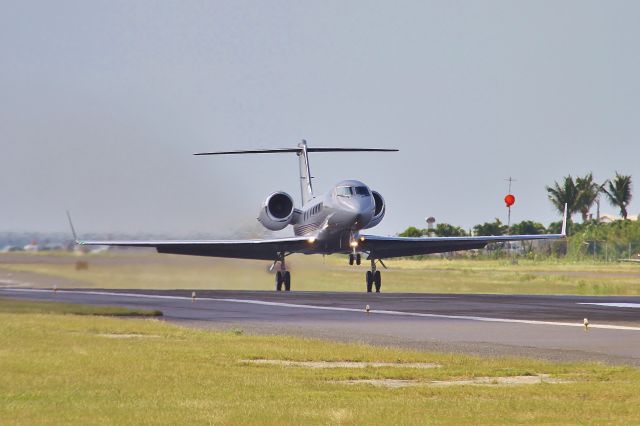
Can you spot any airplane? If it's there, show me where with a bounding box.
[72,140,568,293]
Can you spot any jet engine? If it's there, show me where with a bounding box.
[363,190,385,229]
[257,191,295,231]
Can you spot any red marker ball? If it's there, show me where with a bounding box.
[504,194,515,207]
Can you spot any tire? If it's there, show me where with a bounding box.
[374,271,381,293]
[284,271,291,291]
[356,254,361,266]
[349,254,354,266]
[275,271,283,291]
[366,271,373,293]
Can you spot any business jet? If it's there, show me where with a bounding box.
[73,141,567,292]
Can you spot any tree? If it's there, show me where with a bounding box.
[509,220,546,235]
[546,175,579,220]
[473,219,507,236]
[433,223,467,237]
[575,173,604,222]
[398,226,424,237]
[603,172,633,219]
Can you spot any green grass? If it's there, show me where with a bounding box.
[3,252,640,295]
[0,298,162,317]
[1,311,640,424]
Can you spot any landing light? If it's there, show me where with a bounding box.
[350,241,358,248]
[308,237,316,243]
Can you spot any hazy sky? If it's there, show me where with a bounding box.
[2,1,639,237]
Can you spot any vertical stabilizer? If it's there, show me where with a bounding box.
[297,140,314,204]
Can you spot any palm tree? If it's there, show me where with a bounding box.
[546,176,579,220]
[603,172,632,219]
[575,173,604,222]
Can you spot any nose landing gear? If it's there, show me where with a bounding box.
[348,253,361,266]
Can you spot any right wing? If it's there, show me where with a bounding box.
[78,236,314,260]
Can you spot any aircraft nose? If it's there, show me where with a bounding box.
[351,197,374,227]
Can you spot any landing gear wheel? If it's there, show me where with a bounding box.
[356,254,361,265]
[349,254,354,266]
[275,271,283,291]
[374,271,381,293]
[365,271,373,293]
[284,271,291,291]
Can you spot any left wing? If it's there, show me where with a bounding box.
[360,232,564,259]
[78,236,314,260]
[361,205,568,259]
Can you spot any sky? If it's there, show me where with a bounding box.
[1,1,639,237]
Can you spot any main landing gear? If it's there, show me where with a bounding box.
[366,259,381,293]
[274,253,291,291]
[348,253,382,293]
[275,270,290,291]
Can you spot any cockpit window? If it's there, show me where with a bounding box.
[337,186,369,197]
[353,186,370,196]
[337,186,352,197]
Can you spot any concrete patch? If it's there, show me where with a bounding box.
[241,359,440,369]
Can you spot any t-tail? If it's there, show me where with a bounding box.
[194,141,398,205]
[297,140,313,204]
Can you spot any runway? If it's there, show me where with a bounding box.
[2,287,640,365]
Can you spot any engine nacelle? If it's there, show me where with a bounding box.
[363,190,385,229]
[257,191,295,231]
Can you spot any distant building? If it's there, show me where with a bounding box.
[599,214,638,223]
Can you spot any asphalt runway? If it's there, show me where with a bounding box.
[2,287,640,365]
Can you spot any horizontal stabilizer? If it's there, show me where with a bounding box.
[194,141,398,205]
[194,148,398,156]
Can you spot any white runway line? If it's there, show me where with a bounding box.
[579,302,640,309]
[4,288,640,331]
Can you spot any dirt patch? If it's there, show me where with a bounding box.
[343,379,418,388]
[96,333,161,339]
[341,374,569,388]
[241,359,440,369]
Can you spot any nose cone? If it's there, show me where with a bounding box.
[349,197,375,228]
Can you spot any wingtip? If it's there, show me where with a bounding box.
[66,210,79,243]
[561,203,568,237]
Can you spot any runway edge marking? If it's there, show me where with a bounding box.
[4,288,640,332]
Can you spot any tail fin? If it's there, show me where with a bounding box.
[195,141,398,205]
[297,140,313,204]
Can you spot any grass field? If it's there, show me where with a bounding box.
[3,251,640,295]
[0,298,162,317]
[1,298,640,424]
